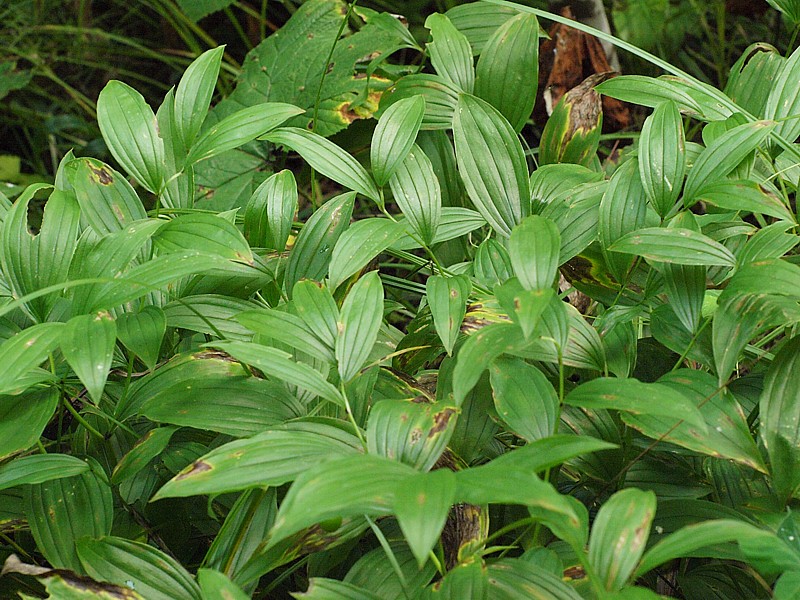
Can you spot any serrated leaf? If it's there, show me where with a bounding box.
[610,227,736,267]
[174,46,225,149]
[425,13,474,93]
[61,311,116,404]
[371,96,425,187]
[427,274,471,355]
[638,100,686,216]
[588,488,656,592]
[328,219,404,290]
[97,80,164,193]
[265,128,380,202]
[388,144,442,245]
[393,470,456,567]
[0,388,58,460]
[336,271,384,382]
[489,357,558,442]
[244,169,297,250]
[474,13,539,132]
[153,213,253,264]
[154,422,361,498]
[0,454,90,492]
[509,215,560,290]
[116,306,166,370]
[187,102,303,165]
[453,94,529,237]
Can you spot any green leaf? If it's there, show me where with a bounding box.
[446,3,528,54]
[163,294,256,341]
[595,75,703,116]
[155,422,361,498]
[394,470,456,567]
[766,44,800,144]
[116,306,166,370]
[683,120,775,202]
[474,13,539,132]
[77,536,202,600]
[724,258,800,299]
[97,80,164,194]
[760,335,800,501]
[565,377,706,429]
[187,102,303,165]
[490,357,558,442]
[285,192,355,294]
[425,560,488,599]
[371,96,425,187]
[588,488,656,592]
[381,74,461,130]
[153,213,253,264]
[292,280,340,350]
[453,94,529,237]
[610,227,736,267]
[269,454,415,543]
[388,144,442,245]
[71,158,148,233]
[244,169,298,250]
[539,180,606,264]
[61,311,116,404]
[473,238,513,289]
[176,0,235,21]
[174,46,225,149]
[495,279,554,339]
[336,271,385,382]
[328,219,405,290]
[112,426,179,484]
[367,399,456,471]
[391,207,485,251]
[210,340,343,406]
[197,569,249,600]
[265,128,380,203]
[294,579,382,600]
[726,43,785,116]
[0,323,64,395]
[0,454,90,492]
[236,308,334,363]
[0,388,59,460]
[427,274,471,355]
[696,180,794,221]
[530,163,604,211]
[488,559,582,600]
[425,13,474,93]
[738,221,799,265]
[509,215,560,290]
[26,459,113,573]
[638,100,686,216]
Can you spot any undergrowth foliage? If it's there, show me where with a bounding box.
[1,0,800,598]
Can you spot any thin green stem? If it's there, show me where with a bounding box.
[62,394,104,440]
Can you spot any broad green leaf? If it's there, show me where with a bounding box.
[488,559,582,600]
[153,213,253,263]
[425,13,474,93]
[489,357,557,442]
[294,579,382,600]
[509,215,560,290]
[588,488,656,592]
[112,426,179,484]
[474,13,539,132]
[495,279,554,339]
[157,86,194,210]
[265,128,380,202]
[530,163,604,211]
[163,294,256,341]
[661,76,734,121]
[174,46,224,149]
[344,540,436,600]
[610,227,736,267]
[244,169,298,250]
[661,216,705,333]
[25,459,113,573]
[197,570,249,600]
[683,121,775,202]
[116,306,166,370]
[775,571,800,600]
[285,192,355,294]
[186,102,303,165]
[0,323,64,395]
[61,311,116,404]
[381,74,461,130]
[394,470,456,567]
[292,280,339,350]
[141,373,303,438]
[72,158,148,233]
[599,159,648,282]
[371,96,425,187]
[328,219,405,290]
[473,238,513,289]
[565,377,706,429]
[726,43,785,117]
[624,370,766,471]
[176,0,234,21]
[390,207,485,251]
[766,44,800,144]
[388,144,442,245]
[77,536,202,600]
[336,272,385,382]
[0,454,89,492]
[367,399,456,471]
[97,80,164,194]
[270,454,415,543]
[737,221,799,265]
[696,180,794,221]
[425,560,488,599]
[595,75,703,116]
[760,335,800,501]
[638,100,685,216]
[210,340,343,406]
[767,0,800,24]
[155,422,362,498]
[539,180,606,264]
[427,274,471,355]
[236,308,334,363]
[0,388,58,460]
[453,94,529,237]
